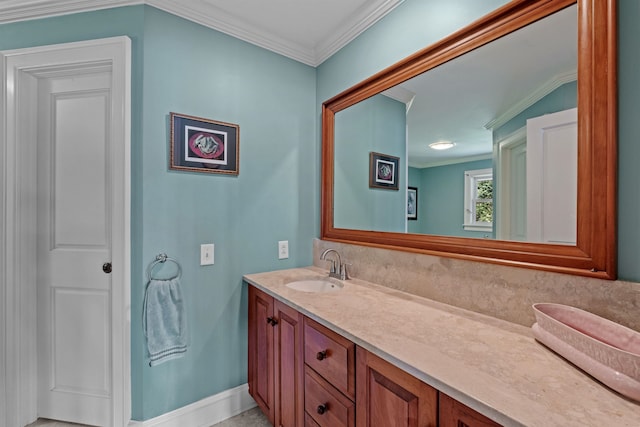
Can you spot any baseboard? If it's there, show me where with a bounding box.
[128,383,256,427]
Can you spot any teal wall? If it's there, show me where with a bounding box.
[0,5,316,421]
[334,94,406,232]
[138,7,316,419]
[413,160,493,238]
[616,0,640,281]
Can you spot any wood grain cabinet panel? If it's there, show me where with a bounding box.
[439,393,502,427]
[356,346,437,427]
[274,300,305,427]
[305,412,322,427]
[248,285,275,423]
[248,285,304,427]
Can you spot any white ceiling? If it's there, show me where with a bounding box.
[0,0,404,66]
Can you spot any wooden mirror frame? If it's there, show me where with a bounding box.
[321,0,617,279]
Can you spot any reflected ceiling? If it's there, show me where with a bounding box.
[388,5,577,168]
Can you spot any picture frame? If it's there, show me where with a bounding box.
[369,152,399,190]
[170,112,239,175]
[407,187,418,220]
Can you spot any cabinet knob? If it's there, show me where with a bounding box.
[317,404,328,415]
[266,317,278,326]
[316,350,327,360]
[102,262,112,274]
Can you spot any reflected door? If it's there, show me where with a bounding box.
[526,108,578,244]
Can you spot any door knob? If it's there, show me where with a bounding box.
[103,262,112,274]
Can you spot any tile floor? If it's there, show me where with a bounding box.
[26,407,271,427]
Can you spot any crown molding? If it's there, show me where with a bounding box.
[146,0,317,65]
[409,153,493,169]
[314,0,404,66]
[484,70,577,130]
[0,0,142,24]
[0,0,403,67]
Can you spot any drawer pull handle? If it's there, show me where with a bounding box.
[266,317,278,326]
[317,404,328,415]
[316,350,327,360]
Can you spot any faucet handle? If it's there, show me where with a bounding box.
[339,263,351,280]
[325,259,337,274]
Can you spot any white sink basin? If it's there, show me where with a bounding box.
[286,278,344,293]
[532,303,640,402]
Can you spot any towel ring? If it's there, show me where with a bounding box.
[147,253,182,281]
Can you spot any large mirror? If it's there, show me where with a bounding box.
[321,0,617,278]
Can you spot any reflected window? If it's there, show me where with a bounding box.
[464,168,493,231]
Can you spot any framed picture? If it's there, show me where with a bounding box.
[170,112,239,175]
[407,187,418,220]
[369,152,399,190]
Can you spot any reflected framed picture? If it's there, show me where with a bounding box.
[369,152,399,190]
[407,187,418,220]
[170,112,239,175]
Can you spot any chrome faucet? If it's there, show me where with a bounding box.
[320,248,350,280]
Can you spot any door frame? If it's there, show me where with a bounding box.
[495,126,526,240]
[1,36,131,427]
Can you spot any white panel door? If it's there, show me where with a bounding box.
[36,70,113,426]
[526,108,578,244]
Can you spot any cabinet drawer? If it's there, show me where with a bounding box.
[305,412,321,427]
[304,318,355,399]
[305,367,355,427]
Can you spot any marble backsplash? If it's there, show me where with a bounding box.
[313,239,640,331]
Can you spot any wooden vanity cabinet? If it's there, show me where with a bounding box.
[439,393,502,427]
[248,285,304,427]
[248,284,503,427]
[356,347,438,427]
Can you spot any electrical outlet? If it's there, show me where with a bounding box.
[278,240,289,259]
[200,243,214,265]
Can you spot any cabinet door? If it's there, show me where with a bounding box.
[356,347,437,427]
[274,300,305,427]
[439,393,502,427]
[248,285,275,423]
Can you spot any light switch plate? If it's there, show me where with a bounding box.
[278,240,289,259]
[201,243,214,265]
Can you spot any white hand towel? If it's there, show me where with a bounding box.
[143,278,188,366]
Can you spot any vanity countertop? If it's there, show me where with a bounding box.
[243,267,640,427]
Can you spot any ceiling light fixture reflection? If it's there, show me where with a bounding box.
[429,141,455,150]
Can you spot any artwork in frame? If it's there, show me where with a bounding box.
[407,186,418,220]
[170,112,239,175]
[369,152,400,190]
